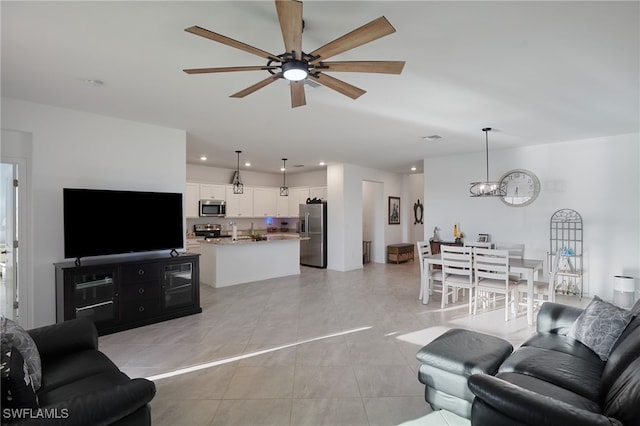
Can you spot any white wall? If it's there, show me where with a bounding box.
[2,98,186,327]
[187,164,326,188]
[407,173,425,245]
[362,180,385,264]
[188,163,281,187]
[423,133,640,301]
[288,169,327,187]
[327,163,404,271]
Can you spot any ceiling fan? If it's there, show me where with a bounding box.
[183,0,405,108]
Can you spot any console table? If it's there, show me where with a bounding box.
[54,252,202,335]
[387,243,415,264]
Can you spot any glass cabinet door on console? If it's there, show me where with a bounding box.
[70,267,117,324]
[162,262,196,310]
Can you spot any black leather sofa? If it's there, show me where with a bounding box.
[5,318,156,425]
[468,301,640,426]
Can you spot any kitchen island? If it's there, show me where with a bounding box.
[199,235,300,288]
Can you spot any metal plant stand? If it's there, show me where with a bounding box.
[550,209,583,299]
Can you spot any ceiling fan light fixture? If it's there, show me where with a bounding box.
[282,60,308,81]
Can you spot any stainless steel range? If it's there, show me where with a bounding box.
[193,223,228,238]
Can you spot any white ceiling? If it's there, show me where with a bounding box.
[2,1,638,175]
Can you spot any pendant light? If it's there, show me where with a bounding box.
[232,150,243,194]
[469,128,506,197]
[280,158,289,196]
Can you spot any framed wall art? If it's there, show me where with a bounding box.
[388,196,400,225]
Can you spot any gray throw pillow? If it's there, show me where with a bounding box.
[568,296,634,361]
[0,317,41,390]
[1,336,39,408]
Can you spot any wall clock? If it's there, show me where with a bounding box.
[499,169,540,207]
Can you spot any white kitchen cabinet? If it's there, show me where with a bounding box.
[225,186,253,217]
[253,187,278,217]
[276,192,289,217]
[309,186,327,201]
[199,184,226,201]
[185,182,200,218]
[288,187,309,217]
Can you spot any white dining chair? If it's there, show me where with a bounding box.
[495,243,525,281]
[440,245,474,312]
[417,241,443,303]
[495,243,525,259]
[516,251,560,312]
[473,248,519,321]
[464,241,494,249]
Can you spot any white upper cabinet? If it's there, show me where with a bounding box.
[186,181,324,218]
[199,184,226,201]
[276,191,289,217]
[225,186,253,217]
[185,182,200,218]
[252,187,278,217]
[288,187,310,217]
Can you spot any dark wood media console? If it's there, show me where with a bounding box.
[55,252,201,335]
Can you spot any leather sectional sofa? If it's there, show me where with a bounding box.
[468,300,640,426]
[2,317,155,425]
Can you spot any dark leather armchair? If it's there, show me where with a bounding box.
[6,318,155,425]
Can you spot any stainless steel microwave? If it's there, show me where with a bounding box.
[199,199,226,217]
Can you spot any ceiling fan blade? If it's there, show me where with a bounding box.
[185,26,281,62]
[184,65,279,74]
[320,61,405,74]
[309,16,396,64]
[308,73,366,100]
[290,80,306,108]
[275,0,303,60]
[230,72,283,98]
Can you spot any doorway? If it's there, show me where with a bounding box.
[2,128,31,327]
[362,180,384,264]
[1,162,18,320]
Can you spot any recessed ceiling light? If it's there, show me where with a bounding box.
[411,166,417,171]
[421,135,442,141]
[200,156,207,161]
[244,162,251,167]
[319,161,326,166]
[280,167,286,172]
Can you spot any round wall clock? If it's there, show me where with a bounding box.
[499,169,540,207]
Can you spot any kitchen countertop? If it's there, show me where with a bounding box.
[201,233,301,245]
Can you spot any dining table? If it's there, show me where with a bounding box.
[422,254,544,325]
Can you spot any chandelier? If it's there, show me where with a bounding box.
[469,128,506,197]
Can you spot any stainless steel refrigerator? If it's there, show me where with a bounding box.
[300,202,327,268]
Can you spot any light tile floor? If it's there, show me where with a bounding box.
[99,262,589,426]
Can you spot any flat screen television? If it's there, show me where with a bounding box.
[63,188,183,260]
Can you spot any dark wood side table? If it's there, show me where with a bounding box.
[387,243,415,264]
